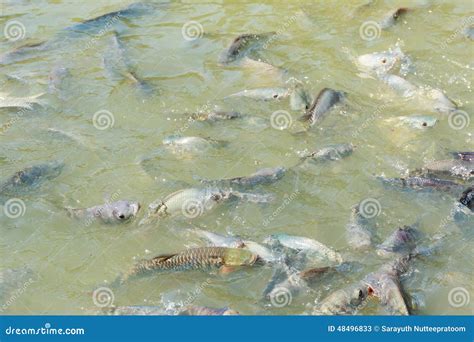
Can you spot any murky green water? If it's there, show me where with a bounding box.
[0,1,472,315]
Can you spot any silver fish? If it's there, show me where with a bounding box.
[66,200,140,224]
[299,88,345,126]
[346,204,374,250]
[376,226,420,258]
[385,115,438,129]
[201,167,286,188]
[0,92,45,109]
[226,87,290,101]
[302,143,354,162]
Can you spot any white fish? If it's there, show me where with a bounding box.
[0,92,45,109]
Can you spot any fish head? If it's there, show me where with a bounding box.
[357,52,399,76]
[223,248,258,266]
[460,187,474,211]
[111,200,141,222]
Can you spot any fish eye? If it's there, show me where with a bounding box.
[381,58,387,64]
[273,94,278,99]
[422,122,427,126]
[118,214,125,219]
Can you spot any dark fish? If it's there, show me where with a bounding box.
[201,167,286,188]
[0,161,64,203]
[219,32,275,64]
[299,88,345,126]
[66,200,141,224]
[189,111,242,122]
[451,152,474,162]
[122,247,259,281]
[412,159,473,180]
[376,226,420,258]
[378,176,464,194]
[346,204,374,250]
[380,8,409,29]
[459,187,474,211]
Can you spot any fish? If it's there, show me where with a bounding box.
[376,226,420,258]
[182,306,239,315]
[139,187,273,225]
[459,187,473,212]
[451,152,474,162]
[378,176,464,194]
[363,255,412,315]
[162,135,227,155]
[48,66,70,98]
[0,92,45,109]
[356,46,407,77]
[379,74,417,97]
[314,281,369,315]
[225,87,290,101]
[379,8,409,30]
[299,88,345,126]
[385,115,438,129]
[188,111,242,122]
[105,306,169,315]
[290,83,312,111]
[345,204,374,250]
[122,247,259,281]
[66,200,141,224]
[263,234,343,264]
[0,41,51,66]
[200,167,286,188]
[415,159,473,180]
[463,26,474,40]
[301,143,354,162]
[240,240,279,264]
[0,161,64,203]
[219,32,275,64]
[103,32,152,94]
[424,88,457,114]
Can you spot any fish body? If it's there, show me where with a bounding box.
[191,229,244,248]
[189,111,241,122]
[379,74,417,97]
[459,187,473,212]
[299,88,344,126]
[452,152,474,162]
[314,282,368,315]
[219,32,275,64]
[303,144,354,162]
[48,66,70,97]
[419,159,473,180]
[162,135,225,155]
[379,176,464,194]
[386,115,437,129]
[124,247,258,280]
[264,234,342,264]
[376,226,419,258]
[290,83,312,111]
[202,167,286,188]
[0,161,64,202]
[356,46,406,76]
[380,8,409,29]
[346,205,374,250]
[66,200,140,224]
[0,92,45,109]
[226,87,290,101]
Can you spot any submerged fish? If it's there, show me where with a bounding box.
[415,159,473,180]
[48,66,70,97]
[346,204,374,250]
[122,247,259,281]
[379,74,417,97]
[314,281,368,315]
[385,115,438,129]
[140,187,273,225]
[264,234,342,264]
[191,229,244,248]
[378,176,464,194]
[201,167,286,188]
[299,88,345,126]
[162,135,226,155]
[188,111,242,122]
[0,92,45,109]
[182,306,239,315]
[0,161,64,202]
[376,226,420,258]
[290,83,312,111]
[380,8,409,29]
[219,32,275,64]
[66,200,140,224]
[301,143,354,162]
[225,87,290,101]
[451,152,474,162]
